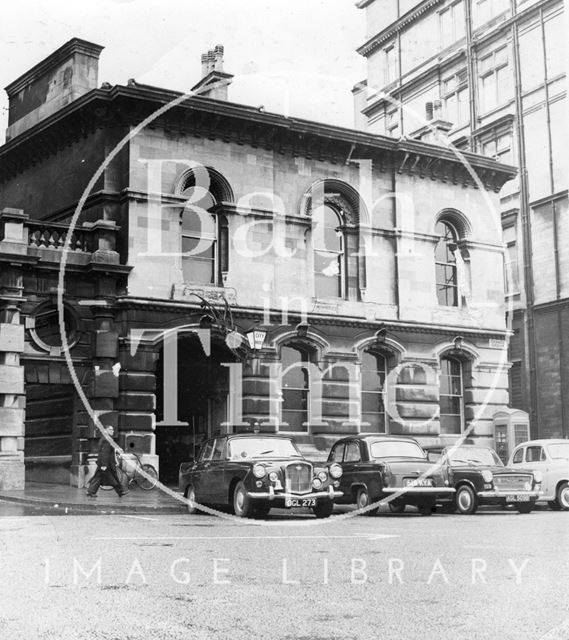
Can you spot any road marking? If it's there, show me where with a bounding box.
[122,515,158,521]
[92,533,400,541]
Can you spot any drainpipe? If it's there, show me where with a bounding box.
[464,0,478,151]
[510,0,538,436]
[397,0,404,135]
[539,8,566,435]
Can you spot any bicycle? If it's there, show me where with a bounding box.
[100,451,158,491]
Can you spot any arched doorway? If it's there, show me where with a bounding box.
[155,334,238,483]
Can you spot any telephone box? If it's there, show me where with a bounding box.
[492,409,530,463]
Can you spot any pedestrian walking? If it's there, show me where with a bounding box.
[86,425,129,497]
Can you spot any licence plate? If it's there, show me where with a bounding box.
[285,498,317,508]
[506,494,530,502]
[404,478,433,487]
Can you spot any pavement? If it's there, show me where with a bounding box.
[0,481,187,515]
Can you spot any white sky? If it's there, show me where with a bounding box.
[0,0,366,143]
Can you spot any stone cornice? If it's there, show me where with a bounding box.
[116,296,508,339]
[357,0,445,57]
[0,84,516,193]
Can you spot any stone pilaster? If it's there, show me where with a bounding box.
[0,209,29,489]
[118,339,159,471]
[390,361,440,436]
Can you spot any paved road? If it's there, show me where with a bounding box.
[1,504,568,640]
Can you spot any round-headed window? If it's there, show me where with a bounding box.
[30,305,79,352]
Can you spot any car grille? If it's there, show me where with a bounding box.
[285,462,313,494]
[494,474,531,491]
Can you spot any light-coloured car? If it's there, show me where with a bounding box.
[508,439,569,510]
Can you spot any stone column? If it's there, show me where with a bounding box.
[0,209,29,489]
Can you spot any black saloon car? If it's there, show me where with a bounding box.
[328,435,455,516]
[424,444,542,514]
[179,433,343,518]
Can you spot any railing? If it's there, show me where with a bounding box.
[27,221,93,253]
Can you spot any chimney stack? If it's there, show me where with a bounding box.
[4,38,104,141]
[192,44,233,101]
[213,45,224,72]
[201,53,209,77]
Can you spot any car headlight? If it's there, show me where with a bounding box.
[313,477,323,490]
[481,470,493,483]
[268,471,279,482]
[533,470,543,484]
[318,471,328,482]
[253,464,266,479]
[329,463,342,479]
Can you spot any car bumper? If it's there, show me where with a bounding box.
[247,485,343,502]
[477,490,540,501]
[383,487,456,495]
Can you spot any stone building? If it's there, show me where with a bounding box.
[353,0,567,438]
[0,38,514,488]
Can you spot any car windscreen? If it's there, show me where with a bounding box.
[227,437,302,460]
[448,446,503,467]
[547,443,569,459]
[369,441,425,459]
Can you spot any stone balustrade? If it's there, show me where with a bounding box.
[27,220,93,253]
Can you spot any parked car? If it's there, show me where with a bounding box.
[425,444,541,514]
[327,435,455,516]
[508,439,569,510]
[179,433,343,518]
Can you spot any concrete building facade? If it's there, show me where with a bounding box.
[354,0,567,439]
[0,39,514,488]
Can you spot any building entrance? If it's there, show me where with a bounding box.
[155,334,237,483]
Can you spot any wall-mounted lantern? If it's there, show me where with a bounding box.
[246,327,267,351]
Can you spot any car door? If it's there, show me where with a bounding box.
[524,445,550,496]
[192,439,214,502]
[205,437,228,504]
[522,445,551,495]
[342,441,364,499]
[198,438,229,504]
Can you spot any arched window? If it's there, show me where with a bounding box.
[281,344,311,432]
[439,356,464,434]
[179,169,229,285]
[361,351,388,433]
[313,204,345,298]
[435,220,459,306]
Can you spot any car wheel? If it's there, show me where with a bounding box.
[233,481,253,518]
[548,500,561,511]
[418,503,434,516]
[356,487,379,516]
[456,485,478,515]
[516,503,534,514]
[185,485,199,515]
[555,482,569,511]
[388,501,406,514]
[312,500,334,518]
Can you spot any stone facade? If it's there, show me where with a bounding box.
[353,0,568,439]
[0,39,515,488]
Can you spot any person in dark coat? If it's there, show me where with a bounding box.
[86,425,128,497]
